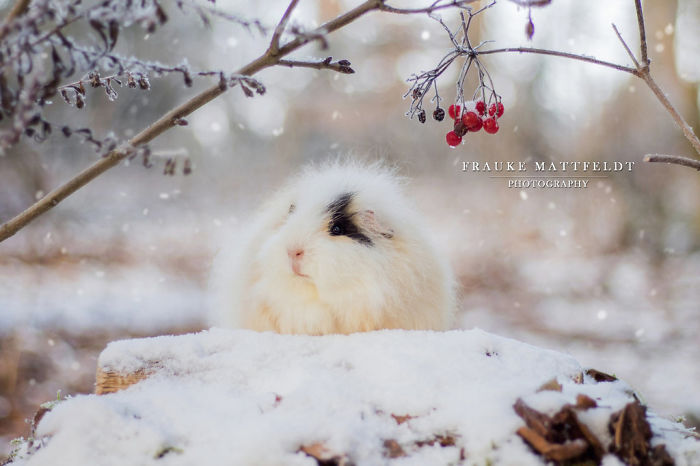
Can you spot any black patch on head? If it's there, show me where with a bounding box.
[326,192,373,246]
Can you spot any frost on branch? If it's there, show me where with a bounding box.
[0,0,264,175]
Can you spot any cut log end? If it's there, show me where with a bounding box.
[95,367,150,395]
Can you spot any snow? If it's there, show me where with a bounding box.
[6,329,699,465]
[0,262,203,335]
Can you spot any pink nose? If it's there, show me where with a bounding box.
[287,248,306,277]
[288,248,304,259]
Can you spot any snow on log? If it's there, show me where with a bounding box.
[6,329,699,465]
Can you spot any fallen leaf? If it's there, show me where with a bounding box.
[537,378,563,393]
[383,439,405,458]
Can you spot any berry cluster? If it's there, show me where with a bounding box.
[444,100,504,147]
[403,1,509,149]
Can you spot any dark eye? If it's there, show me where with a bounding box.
[330,223,343,235]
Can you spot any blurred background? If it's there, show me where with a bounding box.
[1,0,699,458]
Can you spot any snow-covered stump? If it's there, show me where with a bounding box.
[6,329,699,465]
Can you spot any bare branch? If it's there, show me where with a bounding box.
[611,23,640,69]
[644,154,700,171]
[478,47,640,76]
[0,147,133,243]
[379,0,479,15]
[268,0,301,56]
[1,0,30,28]
[505,0,551,6]
[276,1,380,57]
[639,73,700,157]
[634,0,648,67]
[615,0,700,159]
[278,58,355,74]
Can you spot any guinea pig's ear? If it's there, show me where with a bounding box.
[357,209,394,239]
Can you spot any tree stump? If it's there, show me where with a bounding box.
[95,367,152,395]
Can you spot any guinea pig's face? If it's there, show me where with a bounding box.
[256,190,396,306]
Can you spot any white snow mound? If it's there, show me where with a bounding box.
[6,328,699,466]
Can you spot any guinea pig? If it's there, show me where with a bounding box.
[209,160,456,335]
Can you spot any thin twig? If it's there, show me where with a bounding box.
[379,0,478,15]
[276,0,379,57]
[431,13,460,48]
[506,0,551,6]
[57,73,118,91]
[611,23,640,69]
[268,0,300,56]
[478,47,640,76]
[634,0,648,68]
[468,0,497,18]
[278,58,354,74]
[609,0,700,158]
[644,154,700,171]
[639,71,700,156]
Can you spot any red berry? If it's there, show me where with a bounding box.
[488,102,505,118]
[462,111,482,132]
[446,130,462,146]
[475,101,486,116]
[483,117,499,134]
[448,104,461,120]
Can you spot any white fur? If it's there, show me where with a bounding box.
[209,160,456,334]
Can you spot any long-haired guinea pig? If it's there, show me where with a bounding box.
[209,161,456,335]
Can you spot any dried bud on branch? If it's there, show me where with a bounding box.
[526,14,535,40]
